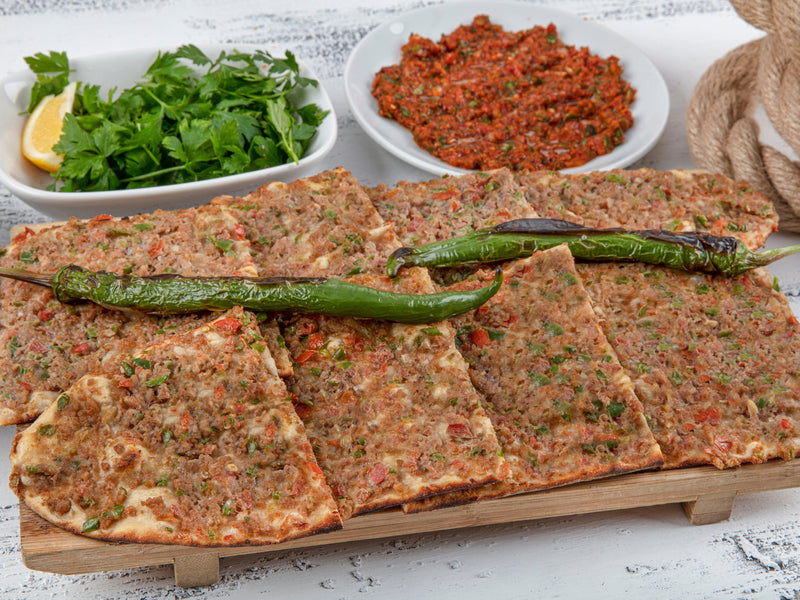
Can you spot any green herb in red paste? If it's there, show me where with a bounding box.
[371,15,636,171]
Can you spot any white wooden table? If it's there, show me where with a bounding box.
[1,1,800,598]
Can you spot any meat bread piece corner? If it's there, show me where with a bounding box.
[367,168,537,245]
[0,206,259,426]
[579,263,800,468]
[405,247,663,511]
[9,307,342,546]
[214,168,510,519]
[212,167,397,279]
[516,168,777,250]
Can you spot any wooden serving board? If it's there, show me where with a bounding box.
[19,458,800,587]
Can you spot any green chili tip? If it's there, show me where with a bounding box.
[386,247,415,279]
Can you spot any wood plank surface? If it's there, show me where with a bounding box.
[19,458,800,576]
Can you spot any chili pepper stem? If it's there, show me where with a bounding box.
[0,267,54,288]
[752,243,800,268]
[386,248,414,279]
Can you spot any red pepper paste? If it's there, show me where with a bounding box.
[371,15,636,171]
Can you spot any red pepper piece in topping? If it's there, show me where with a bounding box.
[296,349,316,364]
[307,333,324,351]
[12,227,36,243]
[695,407,721,425]
[72,341,92,355]
[470,328,490,348]
[368,463,388,485]
[447,423,474,439]
[214,317,242,332]
[148,239,164,259]
[308,460,324,477]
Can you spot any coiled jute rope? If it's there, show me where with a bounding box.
[686,0,800,232]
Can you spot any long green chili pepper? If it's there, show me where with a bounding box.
[386,218,800,278]
[0,265,502,324]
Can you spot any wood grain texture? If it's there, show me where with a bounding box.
[682,492,738,525]
[173,553,220,587]
[18,459,800,579]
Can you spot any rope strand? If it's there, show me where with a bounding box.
[686,0,800,232]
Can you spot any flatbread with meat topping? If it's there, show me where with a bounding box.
[579,263,800,468]
[367,169,536,245]
[0,206,258,425]
[517,168,777,249]
[405,247,663,511]
[9,308,341,545]
[215,168,509,519]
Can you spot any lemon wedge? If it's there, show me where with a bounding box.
[21,81,77,173]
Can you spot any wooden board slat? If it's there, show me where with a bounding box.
[682,492,738,525]
[18,458,800,577]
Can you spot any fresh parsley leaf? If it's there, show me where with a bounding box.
[266,96,297,162]
[24,51,70,75]
[24,45,326,192]
[24,51,71,111]
[174,44,212,66]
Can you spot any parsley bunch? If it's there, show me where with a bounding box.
[24,45,329,192]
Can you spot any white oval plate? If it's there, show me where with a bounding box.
[345,1,668,177]
[0,45,337,220]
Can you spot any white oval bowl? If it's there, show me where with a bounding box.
[0,44,337,220]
